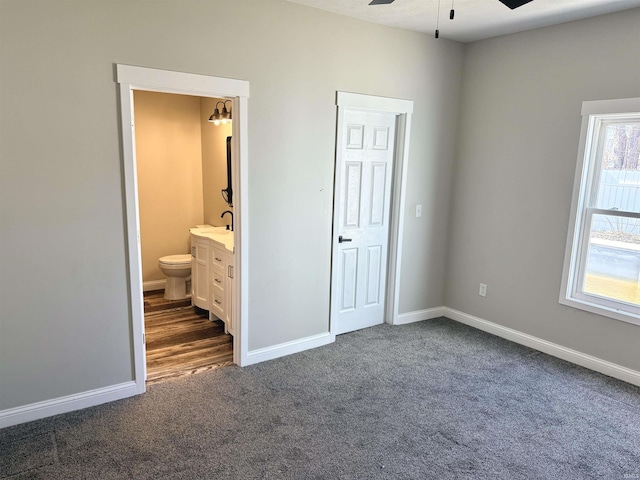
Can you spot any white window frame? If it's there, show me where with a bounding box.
[560,97,640,325]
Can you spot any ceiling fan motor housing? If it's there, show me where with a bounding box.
[498,0,535,9]
[369,0,535,8]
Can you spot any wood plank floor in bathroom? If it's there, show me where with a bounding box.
[144,291,233,385]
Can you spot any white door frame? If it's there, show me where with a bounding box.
[331,92,413,334]
[116,65,251,394]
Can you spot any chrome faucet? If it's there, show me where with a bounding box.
[221,210,234,231]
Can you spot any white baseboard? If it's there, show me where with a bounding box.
[0,381,139,429]
[244,332,335,366]
[143,280,166,292]
[444,307,640,388]
[394,306,446,325]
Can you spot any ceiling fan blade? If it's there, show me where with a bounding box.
[497,0,534,9]
[369,0,395,5]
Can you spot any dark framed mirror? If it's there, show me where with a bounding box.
[221,136,233,206]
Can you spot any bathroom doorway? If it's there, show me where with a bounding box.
[133,90,235,383]
[117,65,249,394]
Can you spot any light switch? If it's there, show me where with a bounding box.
[415,204,423,218]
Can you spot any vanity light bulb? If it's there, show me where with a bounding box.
[213,119,221,126]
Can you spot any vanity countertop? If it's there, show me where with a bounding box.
[190,225,234,252]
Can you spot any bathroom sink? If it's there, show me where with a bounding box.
[192,226,230,234]
[190,226,235,253]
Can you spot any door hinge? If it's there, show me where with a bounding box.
[143,333,146,345]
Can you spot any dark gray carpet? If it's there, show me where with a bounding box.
[2,318,639,479]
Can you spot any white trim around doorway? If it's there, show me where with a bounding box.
[332,92,414,332]
[116,65,251,395]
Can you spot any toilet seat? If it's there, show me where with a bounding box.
[158,254,191,266]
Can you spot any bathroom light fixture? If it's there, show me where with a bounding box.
[208,100,232,126]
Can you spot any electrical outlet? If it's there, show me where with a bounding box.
[415,204,423,218]
[479,283,488,297]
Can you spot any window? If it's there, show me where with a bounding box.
[561,98,640,325]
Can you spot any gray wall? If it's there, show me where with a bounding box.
[0,0,463,410]
[446,9,640,370]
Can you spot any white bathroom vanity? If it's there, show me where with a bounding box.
[190,226,235,335]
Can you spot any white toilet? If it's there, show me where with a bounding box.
[158,254,192,300]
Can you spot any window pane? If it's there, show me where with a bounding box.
[584,213,640,305]
[595,122,640,212]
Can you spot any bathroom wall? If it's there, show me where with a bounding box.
[200,97,233,227]
[134,91,204,283]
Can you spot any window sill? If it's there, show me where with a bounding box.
[559,295,640,327]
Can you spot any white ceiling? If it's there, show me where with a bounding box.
[286,0,640,43]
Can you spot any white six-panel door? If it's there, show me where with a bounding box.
[331,109,397,335]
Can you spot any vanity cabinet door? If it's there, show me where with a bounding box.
[226,251,235,335]
[191,237,209,309]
